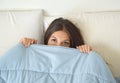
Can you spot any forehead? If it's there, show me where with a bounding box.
[51,31,70,39]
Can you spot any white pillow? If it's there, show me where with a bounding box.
[77,12,120,77]
[44,16,62,30]
[0,10,44,56]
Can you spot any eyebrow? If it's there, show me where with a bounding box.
[51,36,56,39]
[64,40,70,42]
[51,36,70,41]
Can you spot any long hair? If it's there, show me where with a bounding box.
[44,17,85,48]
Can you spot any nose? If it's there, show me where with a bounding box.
[56,42,61,46]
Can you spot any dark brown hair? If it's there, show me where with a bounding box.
[44,17,85,48]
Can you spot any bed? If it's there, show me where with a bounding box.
[0,10,120,83]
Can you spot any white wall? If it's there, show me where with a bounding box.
[0,0,120,15]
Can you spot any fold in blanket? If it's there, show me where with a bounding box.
[0,43,116,83]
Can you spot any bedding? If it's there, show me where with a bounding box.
[0,43,116,83]
[115,77,120,83]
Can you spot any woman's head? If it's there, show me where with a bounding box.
[44,17,85,48]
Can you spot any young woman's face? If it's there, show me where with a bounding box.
[48,31,70,47]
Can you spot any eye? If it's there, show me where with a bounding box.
[51,39,56,42]
[51,39,57,43]
[62,41,70,47]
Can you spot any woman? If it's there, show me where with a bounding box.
[21,17,92,53]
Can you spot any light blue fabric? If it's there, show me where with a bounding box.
[115,77,120,83]
[0,43,116,83]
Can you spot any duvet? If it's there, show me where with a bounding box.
[0,43,116,83]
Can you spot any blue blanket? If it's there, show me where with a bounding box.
[0,43,116,83]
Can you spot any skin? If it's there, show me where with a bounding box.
[20,30,92,53]
[48,31,70,47]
